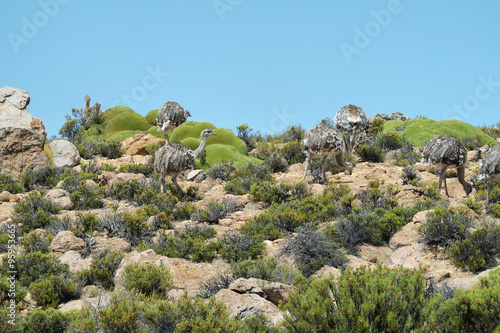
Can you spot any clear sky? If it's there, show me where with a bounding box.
[2,1,500,138]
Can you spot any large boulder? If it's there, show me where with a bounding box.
[0,87,48,179]
[49,140,81,168]
[121,134,164,155]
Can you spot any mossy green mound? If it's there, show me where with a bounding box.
[145,109,159,126]
[171,121,261,168]
[105,111,150,132]
[146,126,164,139]
[383,118,497,147]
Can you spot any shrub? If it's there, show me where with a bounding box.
[401,166,420,185]
[118,163,154,176]
[283,265,428,332]
[18,307,70,333]
[374,132,405,151]
[207,161,235,181]
[280,140,306,164]
[420,207,473,247]
[250,181,308,205]
[461,134,484,150]
[173,202,197,221]
[423,267,500,332]
[0,174,25,193]
[231,257,301,285]
[19,165,66,190]
[28,274,80,308]
[191,199,237,224]
[395,150,422,166]
[218,231,265,263]
[462,196,483,215]
[264,152,289,173]
[0,275,27,306]
[355,144,385,163]
[268,125,305,143]
[21,231,50,253]
[12,191,62,233]
[280,223,347,277]
[225,163,273,195]
[69,181,105,210]
[123,263,174,297]
[197,272,233,299]
[79,249,124,289]
[76,139,122,159]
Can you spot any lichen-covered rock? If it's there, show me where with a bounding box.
[49,140,81,168]
[44,188,72,210]
[50,230,85,254]
[121,134,164,155]
[0,86,48,179]
[59,250,89,274]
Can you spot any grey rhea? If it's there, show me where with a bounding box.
[156,101,191,142]
[422,135,472,197]
[334,104,369,154]
[479,144,500,205]
[84,95,91,110]
[154,128,216,193]
[302,124,353,183]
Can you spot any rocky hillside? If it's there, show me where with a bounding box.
[1,88,499,331]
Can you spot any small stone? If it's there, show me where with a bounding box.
[187,169,204,181]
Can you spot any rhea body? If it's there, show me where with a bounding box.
[154,129,216,193]
[479,145,500,205]
[334,104,369,154]
[422,135,472,197]
[302,125,353,183]
[156,101,191,142]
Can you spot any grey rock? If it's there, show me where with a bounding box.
[49,140,81,168]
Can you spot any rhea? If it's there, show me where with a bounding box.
[422,135,472,197]
[154,128,216,194]
[302,124,353,183]
[156,101,191,142]
[479,145,500,205]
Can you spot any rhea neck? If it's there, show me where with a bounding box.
[193,135,209,159]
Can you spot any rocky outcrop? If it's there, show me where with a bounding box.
[45,188,72,210]
[49,140,81,168]
[121,134,164,155]
[59,250,89,274]
[0,86,48,179]
[372,112,411,122]
[50,230,85,255]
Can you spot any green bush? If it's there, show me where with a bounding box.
[283,265,428,332]
[374,132,405,151]
[249,181,308,205]
[281,224,347,277]
[28,274,80,308]
[78,249,124,290]
[218,231,265,263]
[231,257,302,285]
[462,196,483,215]
[225,163,273,195]
[267,125,305,143]
[173,202,197,221]
[420,207,473,247]
[19,165,67,190]
[118,163,154,176]
[198,272,234,299]
[69,181,105,210]
[19,307,71,333]
[280,140,306,164]
[423,268,500,332]
[76,139,122,159]
[355,144,385,163]
[191,199,237,224]
[401,166,420,185]
[12,191,61,233]
[123,263,174,297]
[0,174,25,193]
[448,238,485,273]
[207,161,235,181]
[21,231,50,253]
[0,275,27,306]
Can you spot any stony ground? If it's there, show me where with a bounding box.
[1,144,499,322]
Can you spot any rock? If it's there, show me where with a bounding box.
[59,250,89,274]
[215,289,284,325]
[229,278,265,297]
[49,140,81,168]
[0,191,11,203]
[44,189,72,210]
[98,171,145,188]
[187,169,203,181]
[260,281,295,306]
[313,265,342,280]
[58,296,110,313]
[50,231,85,254]
[0,202,16,223]
[85,179,98,187]
[310,184,326,196]
[390,243,427,269]
[96,237,131,254]
[0,86,49,179]
[114,250,230,295]
[373,112,411,122]
[358,244,393,264]
[80,285,99,298]
[413,210,431,224]
[117,172,146,183]
[121,134,164,155]
[389,221,424,248]
[396,126,406,131]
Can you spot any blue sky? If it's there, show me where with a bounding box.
[2,1,500,138]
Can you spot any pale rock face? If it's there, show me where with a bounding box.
[0,86,48,179]
[49,140,81,168]
[121,134,165,155]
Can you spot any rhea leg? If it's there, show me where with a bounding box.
[160,175,166,193]
[171,174,184,195]
[487,179,493,206]
[335,151,352,175]
[321,156,327,184]
[303,151,311,182]
[438,166,450,197]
